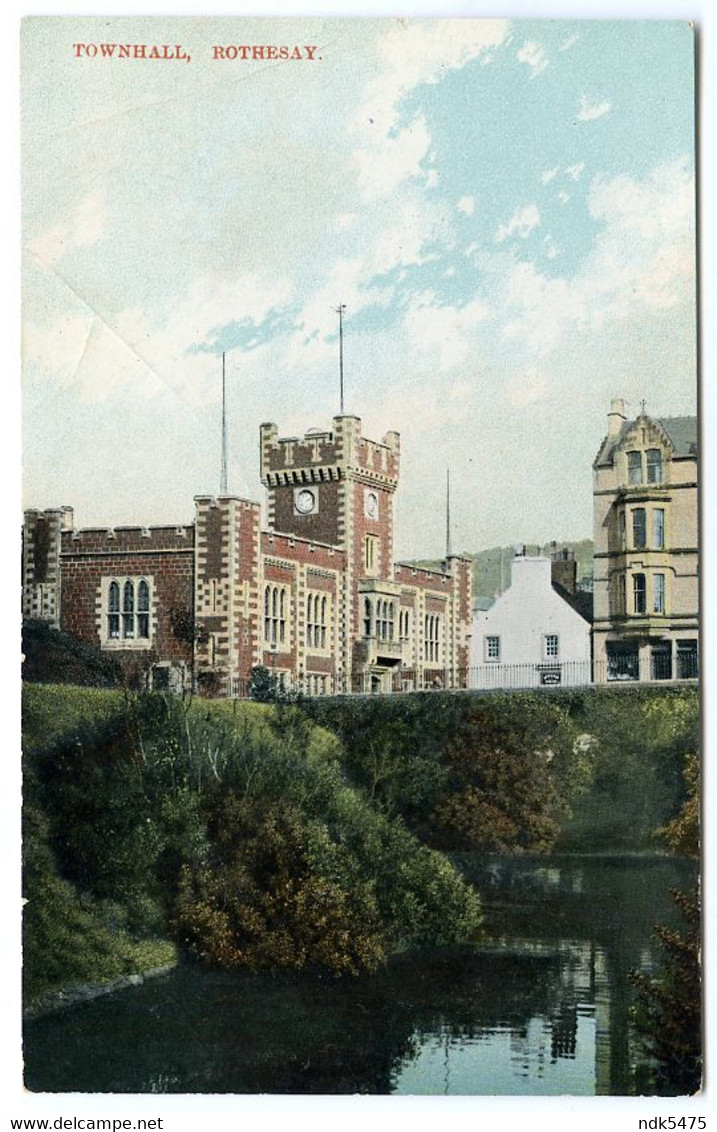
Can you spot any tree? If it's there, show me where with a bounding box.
[630,753,701,1094]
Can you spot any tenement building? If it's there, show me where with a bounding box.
[22,416,473,695]
[592,399,698,682]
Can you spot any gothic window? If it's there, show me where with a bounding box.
[137,580,150,638]
[108,581,120,639]
[653,508,665,549]
[122,581,134,638]
[619,510,626,550]
[425,614,441,662]
[105,577,151,643]
[632,508,646,550]
[364,535,379,574]
[364,597,372,637]
[264,584,288,648]
[307,592,329,650]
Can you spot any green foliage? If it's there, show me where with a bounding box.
[658,753,700,859]
[22,796,175,1002]
[558,687,698,851]
[22,619,122,689]
[25,687,482,984]
[630,888,701,1095]
[249,665,301,703]
[22,682,124,753]
[306,692,584,853]
[629,750,701,1094]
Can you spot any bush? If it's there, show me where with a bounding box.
[22,620,122,688]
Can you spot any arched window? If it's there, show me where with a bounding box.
[122,581,135,638]
[364,597,372,637]
[321,595,327,648]
[108,581,120,639]
[105,577,152,643]
[264,585,288,648]
[137,580,150,638]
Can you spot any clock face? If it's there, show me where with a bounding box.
[295,488,316,515]
[366,491,379,519]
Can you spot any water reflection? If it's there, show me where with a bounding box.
[24,856,697,1096]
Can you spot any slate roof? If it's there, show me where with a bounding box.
[552,582,594,624]
[594,415,697,466]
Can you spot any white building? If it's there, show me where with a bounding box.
[470,553,592,689]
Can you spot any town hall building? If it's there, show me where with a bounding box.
[22,415,473,696]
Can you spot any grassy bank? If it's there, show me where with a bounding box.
[23,687,482,999]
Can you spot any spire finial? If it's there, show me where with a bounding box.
[446,467,452,559]
[220,352,228,494]
[333,303,347,415]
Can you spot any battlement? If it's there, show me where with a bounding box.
[61,524,195,554]
[260,415,400,487]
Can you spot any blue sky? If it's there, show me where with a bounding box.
[22,17,696,557]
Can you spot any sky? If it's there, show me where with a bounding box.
[21,17,697,559]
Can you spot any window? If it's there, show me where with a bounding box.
[653,573,665,614]
[646,448,662,484]
[618,575,626,614]
[544,634,559,659]
[105,577,151,643]
[364,535,379,574]
[363,597,372,637]
[619,510,626,551]
[399,609,410,638]
[632,508,646,550]
[633,573,646,614]
[376,599,395,641]
[264,584,288,648]
[306,593,328,651]
[627,451,643,485]
[485,635,500,662]
[607,642,639,681]
[677,641,698,680]
[108,581,120,639]
[425,614,441,662]
[651,643,672,681]
[653,508,665,549]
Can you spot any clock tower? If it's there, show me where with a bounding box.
[259,415,401,677]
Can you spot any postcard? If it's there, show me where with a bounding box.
[19,14,700,1106]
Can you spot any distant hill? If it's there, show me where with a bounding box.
[411,539,594,599]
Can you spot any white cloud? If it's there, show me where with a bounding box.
[517,41,548,78]
[26,191,106,267]
[353,113,431,200]
[352,19,509,199]
[565,162,585,181]
[577,95,611,122]
[403,294,490,372]
[559,33,579,52]
[507,366,547,406]
[457,195,475,216]
[557,191,571,205]
[489,158,695,363]
[425,169,440,189]
[541,166,559,185]
[543,234,561,260]
[495,204,541,243]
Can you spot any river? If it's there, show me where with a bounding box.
[23,854,697,1095]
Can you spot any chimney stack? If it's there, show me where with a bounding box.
[607,397,627,437]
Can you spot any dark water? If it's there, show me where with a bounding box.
[23,855,697,1095]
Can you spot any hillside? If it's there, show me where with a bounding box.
[411,539,594,599]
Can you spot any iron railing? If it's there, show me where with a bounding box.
[212,655,698,699]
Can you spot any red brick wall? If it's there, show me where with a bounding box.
[270,480,342,546]
[60,549,194,666]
